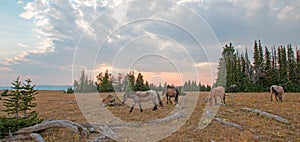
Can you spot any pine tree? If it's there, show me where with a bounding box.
[253,40,260,70]
[20,79,37,117]
[126,71,135,92]
[135,72,145,91]
[287,44,297,81]
[286,45,297,91]
[3,77,23,119]
[264,47,274,86]
[97,70,114,92]
[278,46,288,84]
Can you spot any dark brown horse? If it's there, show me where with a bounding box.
[270,85,284,102]
[162,86,179,104]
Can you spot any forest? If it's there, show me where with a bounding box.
[73,40,300,93]
[215,40,300,92]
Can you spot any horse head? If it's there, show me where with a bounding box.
[122,91,133,104]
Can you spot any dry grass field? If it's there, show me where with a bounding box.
[0,90,299,142]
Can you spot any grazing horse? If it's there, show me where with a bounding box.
[209,86,225,104]
[229,84,237,92]
[102,94,116,106]
[270,85,284,102]
[122,90,163,112]
[162,86,179,104]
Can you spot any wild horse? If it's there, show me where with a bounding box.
[122,90,163,112]
[162,85,179,104]
[270,85,284,102]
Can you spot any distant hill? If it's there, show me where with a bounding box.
[0,85,72,91]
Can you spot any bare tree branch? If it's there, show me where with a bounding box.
[241,107,289,124]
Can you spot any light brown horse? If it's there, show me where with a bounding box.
[270,85,284,102]
[209,86,225,104]
[162,86,179,104]
[122,90,163,112]
[102,94,116,106]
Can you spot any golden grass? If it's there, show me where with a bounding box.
[0,91,299,142]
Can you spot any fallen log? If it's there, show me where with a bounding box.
[2,133,45,142]
[4,112,185,141]
[215,117,243,130]
[13,120,90,137]
[241,107,289,124]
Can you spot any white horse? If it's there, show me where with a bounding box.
[122,90,163,112]
[209,86,225,104]
[270,85,284,102]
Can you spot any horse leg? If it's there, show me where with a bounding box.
[214,97,217,104]
[279,94,282,102]
[270,93,273,101]
[275,94,279,102]
[166,95,168,104]
[152,100,158,111]
[129,103,136,112]
[138,102,143,112]
[169,96,173,104]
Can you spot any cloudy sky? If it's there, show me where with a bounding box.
[0,0,299,86]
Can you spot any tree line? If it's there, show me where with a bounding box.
[215,40,300,92]
[73,70,212,92]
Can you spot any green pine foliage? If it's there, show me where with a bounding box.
[74,70,97,92]
[1,78,42,139]
[215,40,300,92]
[3,77,23,119]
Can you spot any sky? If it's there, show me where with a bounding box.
[0,0,300,86]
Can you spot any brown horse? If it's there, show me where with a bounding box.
[102,94,116,106]
[270,85,284,102]
[162,86,179,104]
[209,86,225,104]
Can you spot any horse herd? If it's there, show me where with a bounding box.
[102,84,285,113]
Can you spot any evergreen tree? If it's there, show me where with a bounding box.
[126,71,135,92]
[97,70,114,92]
[264,47,274,87]
[278,46,288,84]
[135,72,145,91]
[75,69,96,92]
[20,79,37,117]
[3,77,23,119]
[286,45,298,91]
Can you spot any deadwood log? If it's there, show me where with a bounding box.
[88,112,185,141]
[3,112,184,142]
[2,133,45,142]
[215,117,243,130]
[13,120,90,137]
[241,107,289,124]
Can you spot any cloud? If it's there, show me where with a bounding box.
[193,62,217,68]
[17,42,29,49]
[0,67,12,72]
[1,0,300,86]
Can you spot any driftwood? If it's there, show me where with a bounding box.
[215,117,243,130]
[14,120,90,137]
[241,107,289,124]
[2,112,184,142]
[88,112,185,141]
[2,133,45,142]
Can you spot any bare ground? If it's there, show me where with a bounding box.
[0,90,299,142]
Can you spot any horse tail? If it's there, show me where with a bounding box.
[271,86,278,96]
[175,88,179,102]
[156,91,163,107]
[223,93,226,104]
